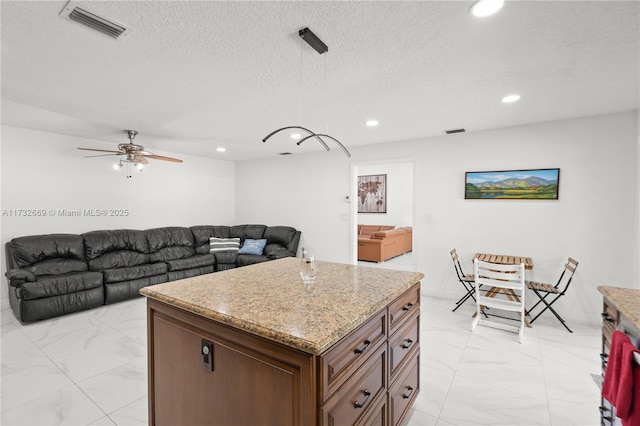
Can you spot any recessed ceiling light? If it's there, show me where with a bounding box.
[501,94,521,103]
[290,133,301,139]
[470,0,504,17]
[366,120,379,127]
[216,147,226,152]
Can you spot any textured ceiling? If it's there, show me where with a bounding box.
[1,1,638,161]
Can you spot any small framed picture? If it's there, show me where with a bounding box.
[358,174,387,213]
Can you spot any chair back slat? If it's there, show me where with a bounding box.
[557,257,579,294]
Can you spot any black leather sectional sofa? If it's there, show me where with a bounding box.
[4,224,300,323]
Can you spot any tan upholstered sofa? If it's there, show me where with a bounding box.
[357,225,413,262]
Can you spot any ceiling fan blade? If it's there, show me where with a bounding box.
[78,147,122,154]
[144,154,183,163]
[84,153,123,158]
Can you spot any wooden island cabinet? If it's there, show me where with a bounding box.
[597,286,640,426]
[141,258,424,426]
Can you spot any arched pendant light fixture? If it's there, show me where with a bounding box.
[262,28,351,158]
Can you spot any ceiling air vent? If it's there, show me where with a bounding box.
[60,3,128,39]
[444,128,466,135]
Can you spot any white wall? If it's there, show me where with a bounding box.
[356,162,414,228]
[236,111,639,325]
[1,125,236,309]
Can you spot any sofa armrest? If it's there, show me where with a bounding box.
[5,269,37,285]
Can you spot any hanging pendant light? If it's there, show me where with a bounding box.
[262,27,351,158]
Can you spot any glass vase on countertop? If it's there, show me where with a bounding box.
[300,248,317,288]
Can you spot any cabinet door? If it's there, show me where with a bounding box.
[151,314,305,426]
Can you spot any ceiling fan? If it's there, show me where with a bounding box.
[78,130,183,175]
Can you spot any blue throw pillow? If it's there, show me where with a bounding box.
[238,239,267,255]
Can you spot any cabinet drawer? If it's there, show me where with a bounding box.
[389,311,419,381]
[318,308,387,402]
[355,392,387,426]
[388,284,420,334]
[388,353,420,426]
[320,343,387,426]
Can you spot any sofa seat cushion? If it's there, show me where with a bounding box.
[17,272,103,301]
[264,244,296,260]
[236,254,269,267]
[214,252,238,264]
[102,263,168,283]
[166,254,215,272]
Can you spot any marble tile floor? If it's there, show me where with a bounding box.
[1,292,601,425]
[357,250,415,271]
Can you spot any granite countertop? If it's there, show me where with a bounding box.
[140,257,424,355]
[598,286,640,329]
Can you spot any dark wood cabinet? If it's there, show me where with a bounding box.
[146,282,421,426]
[598,287,640,426]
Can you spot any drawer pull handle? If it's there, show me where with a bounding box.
[402,386,414,399]
[353,389,371,408]
[600,353,609,364]
[354,340,371,354]
[601,313,615,323]
[402,302,414,311]
[401,339,414,350]
[599,406,612,421]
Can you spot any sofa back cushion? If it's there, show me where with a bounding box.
[8,234,88,276]
[83,229,150,270]
[264,226,296,247]
[145,227,195,262]
[230,224,267,242]
[190,226,231,254]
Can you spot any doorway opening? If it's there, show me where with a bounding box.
[351,159,416,271]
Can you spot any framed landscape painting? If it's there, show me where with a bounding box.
[465,168,560,200]
[358,174,387,213]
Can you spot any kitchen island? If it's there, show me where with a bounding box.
[140,257,424,426]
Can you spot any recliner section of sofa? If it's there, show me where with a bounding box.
[145,227,215,281]
[5,224,301,323]
[83,229,168,304]
[5,234,104,323]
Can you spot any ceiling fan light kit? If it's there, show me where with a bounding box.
[78,130,183,178]
[262,27,351,158]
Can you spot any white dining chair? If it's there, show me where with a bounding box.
[471,259,526,343]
